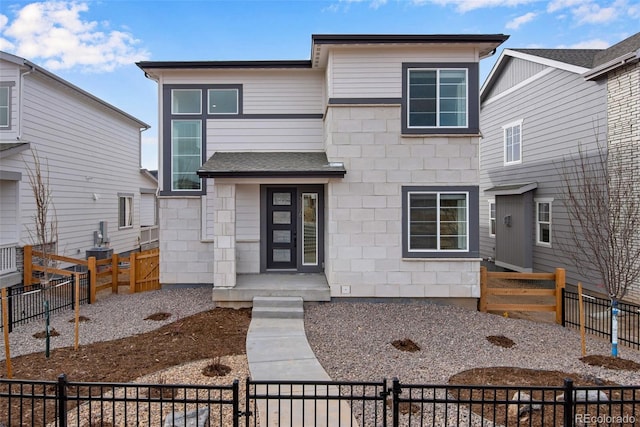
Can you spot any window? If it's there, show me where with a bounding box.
[402,186,479,258]
[536,199,552,246]
[208,89,238,114]
[503,120,522,165]
[171,120,202,191]
[119,194,133,228]
[163,84,243,195]
[0,86,10,128]
[402,63,478,135]
[172,89,201,114]
[489,200,496,237]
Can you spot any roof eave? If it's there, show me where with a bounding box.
[197,170,346,178]
[583,50,640,80]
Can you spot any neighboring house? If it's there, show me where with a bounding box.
[0,51,158,288]
[479,32,640,301]
[138,33,508,307]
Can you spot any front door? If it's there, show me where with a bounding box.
[266,188,297,269]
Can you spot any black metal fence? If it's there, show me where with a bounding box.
[0,273,89,333]
[563,289,640,350]
[2,375,639,426]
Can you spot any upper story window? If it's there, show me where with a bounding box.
[402,186,479,258]
[208,89,239,114]
[402,63,479,135]
[0,85,10,128]
[503,120,522,165]
[171,120,202,191]
[163,84,243,195]
[172,89,202,114]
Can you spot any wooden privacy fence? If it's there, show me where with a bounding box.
[24,246,160,301]
[129,248,160,292]
[479,267,566,324]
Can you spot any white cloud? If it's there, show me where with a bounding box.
[547,0,629,25]
[506,11,538,29]
[557,38,611,49]
[572,2,618,23]
[428,0,538,12]
[1,1,149,72]
[547,0,583,13]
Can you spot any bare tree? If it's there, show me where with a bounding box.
[24,148,58,282]
[24,148,58,357]
[558,141,640,356]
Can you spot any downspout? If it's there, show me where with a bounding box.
[17,61,35,141]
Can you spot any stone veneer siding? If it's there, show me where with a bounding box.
[607,62,640,303]
[324,105,481,299]
[159,197,214,284]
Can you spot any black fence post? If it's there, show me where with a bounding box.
[562,378,574,427]
[232,379,239,427]
[7,285,13,333]
[381,378,388,426]
[391,378,401,427]
[57,374,68,427]
[245,377,251,427]
[561,287,566,327]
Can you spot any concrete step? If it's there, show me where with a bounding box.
[253,296,303,308]
[252,297,304,319]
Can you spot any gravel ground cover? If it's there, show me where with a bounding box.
[0,287,217,359]
[304,300,640,385]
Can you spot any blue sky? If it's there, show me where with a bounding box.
[1,0,638,170]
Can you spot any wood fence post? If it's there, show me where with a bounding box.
[479,266,487,312]
[23,245,32,287]
[88,257,97,304]
[129,252,136,294]
[555,267,566,324]
[111,253,119,294]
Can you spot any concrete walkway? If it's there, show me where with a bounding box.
[246,297,358,426]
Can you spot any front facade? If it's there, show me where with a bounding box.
[479,32,640,301]
[138,34,508,305]
[0,51,156,287]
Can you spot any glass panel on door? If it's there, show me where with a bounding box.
[266,188,297,269]
[302,193,318,266]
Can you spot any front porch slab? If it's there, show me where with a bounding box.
[212,273,330,308]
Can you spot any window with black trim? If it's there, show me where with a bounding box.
[208,88,238,114]
[118,194,133,229]
[163,84,243,194]
[402,63,479,135]
[402,186,479,258]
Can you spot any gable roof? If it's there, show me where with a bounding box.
[0,51,150,129]
[481,31,640,100]
[509,49,600,69]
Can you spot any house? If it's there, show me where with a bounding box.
[0,51,157,288]
[479,32,640,301]
[137,33,509,307]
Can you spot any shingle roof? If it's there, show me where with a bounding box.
[593,31,640,66]
[198,152,346,178]
[510,48,601,68]
[510,32,640,69]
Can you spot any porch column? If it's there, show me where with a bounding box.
[213,183,236,288]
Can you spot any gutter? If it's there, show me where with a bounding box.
[17,62,35,141]
[583,50,640,80]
